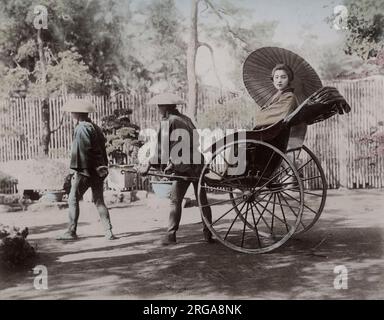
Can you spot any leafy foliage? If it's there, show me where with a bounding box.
[126,0,188,92]
[0,65,30,97]
[197,94,257,130]
[0,224,36,270]
[358,122,384,162]
[0,170,18,191]
[101,108,143,164]
[324,0,384,77]
[343,0,384,62]
[29,50,94,97]
[0,0,127,96]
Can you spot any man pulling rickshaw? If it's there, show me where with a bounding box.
[138,93,214,246]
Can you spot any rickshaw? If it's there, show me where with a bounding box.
[127,47,351,254]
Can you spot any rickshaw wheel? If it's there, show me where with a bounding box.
[285,145,327,234]
[198,139,304,254]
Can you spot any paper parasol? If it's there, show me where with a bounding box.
[243,47,323,107]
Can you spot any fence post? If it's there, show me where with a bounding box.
[338,117,348,188]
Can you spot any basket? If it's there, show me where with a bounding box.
[150,180,173,198]
[41,190,65,202]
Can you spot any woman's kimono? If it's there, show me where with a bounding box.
[256,87,298,127]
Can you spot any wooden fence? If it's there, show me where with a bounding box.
[0,90,237,161]
[0,180,18,194]
[306,77,384,189]
[0,77,383,190]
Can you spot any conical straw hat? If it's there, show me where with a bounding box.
[62,98,96,113]
[148,93,185,106]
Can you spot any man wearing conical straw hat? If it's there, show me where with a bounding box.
[139,93,214,246]
[57,98,116,241]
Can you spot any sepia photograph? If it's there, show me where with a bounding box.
[0,0,383,305]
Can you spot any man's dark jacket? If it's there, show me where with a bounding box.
[70,119,108,177]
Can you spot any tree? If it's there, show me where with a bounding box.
[118,0,187,93]
[322,0,384,78]
[0,0,129,154]
[330,0,384,71]
[31,50,94,97]
[187,0,200,120]
[186,0,278,120]
[0,0,132,94]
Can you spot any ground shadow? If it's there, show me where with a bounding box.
[1,213,382,299]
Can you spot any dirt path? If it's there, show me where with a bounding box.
[1,189,383,299]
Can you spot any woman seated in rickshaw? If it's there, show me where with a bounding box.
[184,50,348,181]
[251,63,305,153]
[252,59,350,149]
[255,63,298,128]
[243,58,349,177]
[206,63,300,180]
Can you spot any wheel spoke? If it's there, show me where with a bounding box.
[255,149,276,187]
[200,192,244,208]
[241,202,249,247]
[302,175,322,182]
[250,197,273,234]
[255,198,300,210]
[296,157,314,172]
[211,196,248,226]
[257,184,299,194]
[278,192,301,218]
[224,201,247,240]
[281,190,318,215]
[279,192,307,229]
[254,198,292,228]
[276,193,290,232]
[253,192,270,204]
[250,202,262,247]
[297,149,302,159]
[271,194,276,232]
[278,157,314,185]
[287,148,302,160]
[256,165,295,192]
[278,168,297,185]
[253,193,273,226]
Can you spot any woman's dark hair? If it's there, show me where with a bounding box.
[271,64,294,82]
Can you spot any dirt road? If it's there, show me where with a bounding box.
[1,189,383,299]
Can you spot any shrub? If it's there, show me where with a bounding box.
[0,224,36,270]
[101,108,143,164]
[0,170,18,193]
[197,95,257,130]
